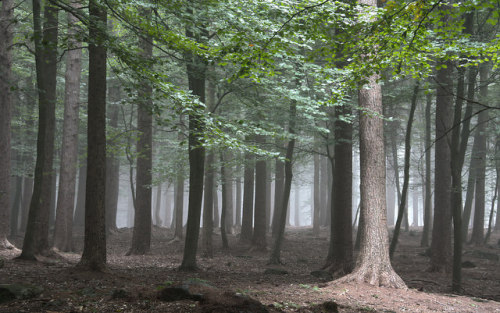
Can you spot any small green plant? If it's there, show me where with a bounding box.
[156,281,174,290]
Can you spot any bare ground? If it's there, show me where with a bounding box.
[1,227,499,312]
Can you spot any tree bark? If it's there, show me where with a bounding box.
[128,20,153,256]
[337,71,405,287]
[220,153,229,250]
[313,153,320,236]
[78,0,107,271]
[294,183,300,227]
[240,150,254,243]
[252,136,267,251]
[272,150,285,236]
[224,153,234,235]
[429,60,453,272]
[74,161,87,227]
[421,92,432,247]
[203,151,214,257]
[0,0,15,250]
[53,1,82,252]
[20,0,59,259]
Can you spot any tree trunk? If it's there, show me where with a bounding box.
[0,0,15,250]
[470,64,489,246]
[220,153,229,250]
[412,192,419,227]
[213,180,219,228]
[20,177,33,233]
[128,21,153,256]
[429,60,453,272]
[78,0,107,271]
[105,80,121,233]
[174,174,184,239]
[74,161,87,227]
[53,2,82,252]
[266,160,272,231]
[272,152,284,236]
[390,82,419,258]
[240,150,255,243]
[252,136,267,251]
[164,184,172,228]
[20,0,59,259]
[203,152,214,257]
[155,184,162,226]
[10,176,22,237]
[319,157,328,227]
[421,92,432,247]
[337,70,405,288]
[224,153,234,235]
[235,163,242,226]
[294,184,300,227]
[313,154,320,236]
[325,101,353,274]
[180,21,207,270]
[386,170,395,227]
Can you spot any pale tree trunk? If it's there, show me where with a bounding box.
[0,0,15,250]
[78,0,107,271]
[164,184,172,228]
[429,59,453,272]
[294,184,300,227]
[313,154,320,236]
[74,160,87,227]
[128,20,153,256]
[319,157,328,226]
[337,70,405,288]
[412,192,418,227]
[20,0,59,259]
[213,180,219,228]
[53,2,82,252]
[266,160,272,231]
[154,184,162,226]
[224,153,233,235]
[220,153,229,249]
[252,136,267,251]
[470,64,489,246]
[386,169,395,227]
[235,163,242,226]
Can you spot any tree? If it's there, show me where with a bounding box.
[0,0,15,250]
[252,136,267,251]
[78,0,107,271]
[337,73,405,287]
[420,91,432,247]
[20,0,59,259]
[202,151,215,256]
[128,14,153,256]
[53,0,83,252]
[240,150,255,243]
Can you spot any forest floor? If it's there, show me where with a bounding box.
[1,226,500,312]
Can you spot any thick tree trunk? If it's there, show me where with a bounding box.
[429,60,453,272]
[128,23,153,256]
[0,0,15,250]
[252,136,267,251]
[20,1,59,259]
[20,177,33,233]
[240,151,254,243]
[325,102,353,274]
[78,0,107,271]
[53,2,82,252]
[337,71,405,288]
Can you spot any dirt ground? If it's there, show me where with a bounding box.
[1,226,500,312]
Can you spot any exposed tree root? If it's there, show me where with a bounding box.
[0,238,18,251]
[334,263,407,289]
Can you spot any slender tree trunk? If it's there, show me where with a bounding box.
[20,0,58,258]
[53,2,82,251]
[272,152,285,236]
[470,64,489,246]
[325,102,353,274]
[337,67,405,287]
[313,154,320,236]
[78,0,107,271]
[49,170,57,229]
[220,153,229,250]
[240,150,255,243]
[294,184,300,226]
[74,160,87,227]
[386,170,395,227]
[155,184,162,226]
[390,82,419,257]
[180,21,207,270]
[252,136,267,250]
[10,176,22,237]
[20,177,34,233]
[174,175,184,239]
[224,153,233,235]
[319,157,328,227]
[429,60,453,272]
[269,101,296,264]
[266,160,272,231]
[235,163,242,226]
[0,0,15,249]
[213,181,219,228]
[203,152,214,257]
[164,184,172,228]
[421,92,432,247]
[484,152,498,244]
[412,192,419,227]
[128,21,153,255]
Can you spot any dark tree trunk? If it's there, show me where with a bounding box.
[236,163,242,226]
[470,64,489,246]
[252,136,267,251]
[213,180,219,228]
[10,176,22,237]
[337,70,405,288]
[325,102,353,274]
[20,177,33,233]
[220,153,229,250]
[313,154,320,236]
[272,152,284,236]
[128,22,153,256]
[429,60,453,272]
[421,92,432,247]
[180,21,207,270]
[53,1,82,251]
[240,151,254,243]
[224,153,234,235]
[266,160,272,231]
[0,0,14,249]
[20,0,58,259]
[269,102,296,264]
[390,82,419,257]
[203,151,214,257]
[78,0,107,271]
[319,157,328,227]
